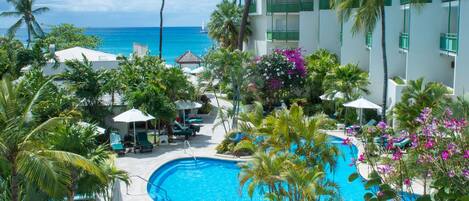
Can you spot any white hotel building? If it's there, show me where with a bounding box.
[246,0,469,110]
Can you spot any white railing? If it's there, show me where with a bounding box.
[183,140,197,162]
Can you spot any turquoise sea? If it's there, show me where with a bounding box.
[1,27,213,64]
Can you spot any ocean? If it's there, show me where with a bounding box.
[1,27,213,65]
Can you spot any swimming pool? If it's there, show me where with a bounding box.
[147,137,412,200]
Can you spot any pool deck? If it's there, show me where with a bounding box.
[115,95,427,200]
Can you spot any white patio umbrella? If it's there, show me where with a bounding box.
[113,109,155,152]
[175,100,202,126]
[343,98,382,126]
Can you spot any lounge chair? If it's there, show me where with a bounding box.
[365,119,378,126]
[110,132,125,155]
[136,132,153,153]
[172,122,193,140]
[393,138,411,149]
[186,116,203,124]
[229,132,245,143]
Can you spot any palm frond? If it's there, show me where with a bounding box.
[6,18,23,38]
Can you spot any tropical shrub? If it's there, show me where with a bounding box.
[393,78,451,132]
[250,49,306,109]
[304,49,340,104]
[349,108,469,201]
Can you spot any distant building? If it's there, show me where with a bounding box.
[43,46,119,76]
[175,51,202,69]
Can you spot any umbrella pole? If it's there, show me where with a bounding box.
[133,122,137,154]
[183,110,186,127]
[360,108,363,126]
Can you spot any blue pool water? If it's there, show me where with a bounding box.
[147,137,373,201]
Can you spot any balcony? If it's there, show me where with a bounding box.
[267,30,300,41]
[366,32,372,49]
[267,0,301,12]
[401,0,432,5]
[399,32,409,50]
[319,0,331,9]
[440,33,458,54]
[300,0,314,11]
[249,1,257,13]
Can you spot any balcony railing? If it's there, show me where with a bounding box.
[267,0,301,12]
[399,32,409,50]
[440,33,458,53]
[249,1,257,13]
[401,0,432,5]
[267,30,300,41]
[366,32,372,48]
[442,0,457,2]
[319,0,331,9]
[300,0,314,11]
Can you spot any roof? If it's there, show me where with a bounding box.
[54,47,117,62]
[175,51,202,64]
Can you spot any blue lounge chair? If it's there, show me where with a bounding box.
[229,132,245,143]
[110,132,125,155]
[393,138,411,149]
[136,132,154,153]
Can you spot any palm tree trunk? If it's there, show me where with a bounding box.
[10,159,19,201]
[159,0,165,59]
[67,169,78,201]
[164,121,173,142]
[380,6,388,122]
[26,23,32,48]
[237,0,251,50]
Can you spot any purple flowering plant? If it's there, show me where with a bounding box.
[347,107,468,200]
[251,48,307,104]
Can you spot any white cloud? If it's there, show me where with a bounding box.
[37,0,218,13]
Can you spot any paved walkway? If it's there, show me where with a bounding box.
[115,94,233,201]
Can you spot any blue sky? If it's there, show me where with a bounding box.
[0,0,220,28]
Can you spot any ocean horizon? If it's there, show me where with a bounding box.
[1,26,214,65]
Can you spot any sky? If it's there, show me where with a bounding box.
[0,0,221,28]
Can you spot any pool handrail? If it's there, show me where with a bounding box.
[128,175,170,201]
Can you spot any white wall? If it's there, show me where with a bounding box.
[340,12,370,71]
[247,1,269,56]
[299,11,318,55]
[367,0,406,105]
[318,10,341,57]
[455,0,469,96]
[406,2,454,87]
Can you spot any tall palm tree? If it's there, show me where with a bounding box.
[159,0,165,59]
[0,76,104,201]
[0,0,49,48]
[323,63,370,101]
[208,0,251,50]
[237,0,252,50]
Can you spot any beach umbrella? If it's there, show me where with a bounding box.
[113,109,155,152]
[343,98,382,125]
[175,100,202,126]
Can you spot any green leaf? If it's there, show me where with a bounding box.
[415,195,432,201]
[364,192,374,200]
[348,172,360,182]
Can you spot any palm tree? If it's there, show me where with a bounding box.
[323,63,370,101]
[237,0,252,50]
[305,49,340,103]
[393,78,450,132]
[159,0,165,59]
[208,0,251,50]
[0,0,49,48]
[0,76,104,201]
[51,123,128,201]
